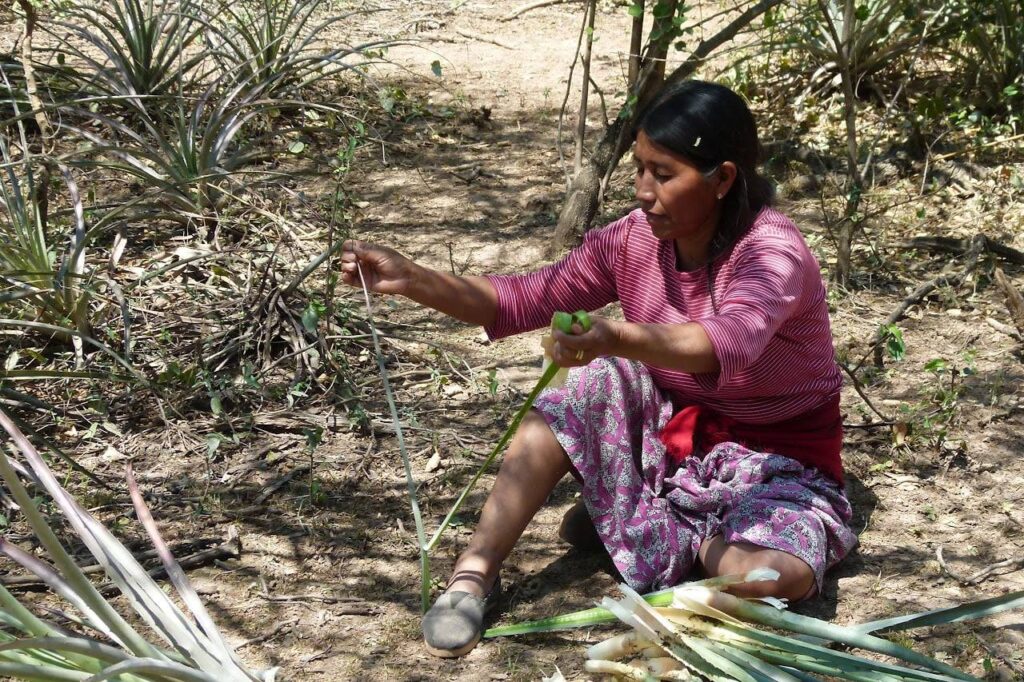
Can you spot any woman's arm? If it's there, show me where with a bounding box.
[548,316,721,374]
[340,240,498,327]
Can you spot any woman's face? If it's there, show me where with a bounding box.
[633,130,733,248]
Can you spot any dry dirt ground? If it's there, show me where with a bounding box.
[7,1,1024,680]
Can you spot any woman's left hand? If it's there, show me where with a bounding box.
[549,314,620,367]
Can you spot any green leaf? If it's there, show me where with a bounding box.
[288,141,306,154]
[378,91,396,113]
[301,302,320,332]
[924,358,947,373]
[431,59,442,77]
[627,2,643,17]
[551,311,574,333]
[855,4,870,20]
[883,324,905,361]
[206,434,222,458]
[209,394,223,415]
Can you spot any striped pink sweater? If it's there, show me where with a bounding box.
[485,208,842,424]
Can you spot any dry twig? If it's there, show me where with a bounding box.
[937,546,1024,586]
[993,268,1024,338]
[502,0,583,21]
[454,29,513,49]
[872,234,987,368]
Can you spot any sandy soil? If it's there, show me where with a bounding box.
[6,1,1024,680]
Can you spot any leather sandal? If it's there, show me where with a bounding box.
[558,500,604,552]
[422,577,501,658]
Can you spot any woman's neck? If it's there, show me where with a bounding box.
[674,230,715,271]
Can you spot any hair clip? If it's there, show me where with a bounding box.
[693,136,702,147]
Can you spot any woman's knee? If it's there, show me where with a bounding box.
[697,535,815,602]
[503,410,571,469]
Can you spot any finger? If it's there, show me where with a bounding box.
[553,329,592,350]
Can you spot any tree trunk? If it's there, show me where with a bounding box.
[16,0,51,141]
[574,0,597,171]
[627,1,644,87]
[817,0,864,286]
[550,0,785,254]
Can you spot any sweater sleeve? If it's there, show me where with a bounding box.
[696,232,806,388]
[483,216,627,339]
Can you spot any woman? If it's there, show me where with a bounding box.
[340,80,857,658]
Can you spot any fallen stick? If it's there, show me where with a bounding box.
[994,268,1024,337]
[937,546,1024,586]
[2,534,240,592]
[964,557,1024,585]
[257,575,376,614]
[986,316,1022,341]
[237,618,296,649]
[454,28,514,49]
[873,234,986,368]
[502,0,583,21]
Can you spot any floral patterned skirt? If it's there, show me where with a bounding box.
[534,357,858,593]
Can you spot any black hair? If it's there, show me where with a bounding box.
[633,80,774,262]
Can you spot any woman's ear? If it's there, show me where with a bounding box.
[714,161,738,199]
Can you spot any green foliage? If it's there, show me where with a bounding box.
[783,0,950,96]
[881,323,906,361]
[65,78,284,230]
[946,0,1024,120]
[205,0,393,100]
[47,0,211,109]
[0,130,91,333]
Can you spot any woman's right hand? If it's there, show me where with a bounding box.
[340,240,418,296]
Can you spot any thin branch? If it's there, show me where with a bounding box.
[574,0,597,172]
[14,0,52,141]
[840,363,891,423]
[502,0,583,21]
[871,235,987,368]
[557,4,592,187]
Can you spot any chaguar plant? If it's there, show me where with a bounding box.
[494,569,1024,681]
[64,78,287,239]
[945,0,1024,121]
[205,0,383,98]
[784,0,951,99]
[0,121,91,335]
[45,0,213,116]
[0,408,275,681]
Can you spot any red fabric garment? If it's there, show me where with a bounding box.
[659,394,844,483]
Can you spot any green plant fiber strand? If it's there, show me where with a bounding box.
[708,592,974,680]
[854,589,1024,636]
[425,310,591,553]
[713,620,972,682]
[356,265,431,612]
[0,663,88,681]
[484,589,676,637]
[425,360,561,552]
[483,571,772,638]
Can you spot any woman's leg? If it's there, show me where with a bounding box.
[698,535,815,602]
[445,409,571,597]
[673,444,857,603]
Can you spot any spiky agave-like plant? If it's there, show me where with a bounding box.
[205,0,392,98]
[0,408,274,682]
[45,0,213,109]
